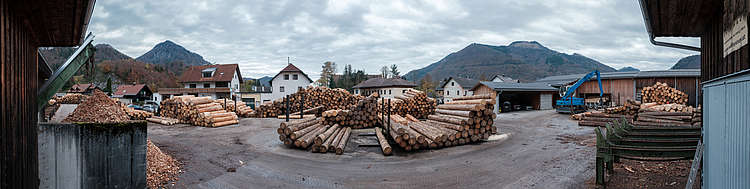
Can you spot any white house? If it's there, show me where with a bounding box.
[158,64,243,100]
[491,74,519,83]
[352,77,417,99]
[269,64,312,101]
[440,77,479,102]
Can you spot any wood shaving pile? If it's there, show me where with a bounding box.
[63,90,130,123]
[147,139,181,188]
[55,93,89,104]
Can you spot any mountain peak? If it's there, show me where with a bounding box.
[617,66,640,72]
[136,40,211,70]
[671,55,700,69]
[509,41,547,50]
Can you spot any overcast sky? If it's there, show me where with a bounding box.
[88,0,700,79]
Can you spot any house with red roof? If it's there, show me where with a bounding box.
[113,84,153,104]
[159,64,243,99]
[270,63,312,100]
[67,83,100,94]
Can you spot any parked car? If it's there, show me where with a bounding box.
[127,104,143,110]
[142,106,155,113]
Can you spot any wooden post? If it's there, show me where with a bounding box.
[285,95,289,122]
[300,93,304,116]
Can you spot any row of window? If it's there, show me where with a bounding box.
[188,82,231,88]
[283,74,299,80]
[445,90,469,96]
[278,86,304,93]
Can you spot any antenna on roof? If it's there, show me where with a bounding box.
[287,57,290,65]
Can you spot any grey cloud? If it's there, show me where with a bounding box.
[88,0,698,80]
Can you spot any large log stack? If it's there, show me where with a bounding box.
[160,96,239,127]
[121,105,154,120]
[428,94,497,141]
[576,100,639,126]
[276,118,352,155]
[321,93,381,128]
[634,102,701,127]
[386,89,436,119]
[255,87,363,118]
[213,99,255,117]
[641,82,688,105]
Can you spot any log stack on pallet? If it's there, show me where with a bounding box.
[387,89,437,119]
[160,96,239,127]
[276,118,352,155]
[320,93,381,128]
[641,82,688,104]
[255,87,363,118]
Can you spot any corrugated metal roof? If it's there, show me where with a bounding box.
[352,77,416,89]
[474,81,557,92]
[536,69,701,86]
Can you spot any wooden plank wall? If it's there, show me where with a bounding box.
[1,1,40,188]
[635,77,701,106]
[703,0,750,81]
[576,79,634,106]
[576,78,701,106]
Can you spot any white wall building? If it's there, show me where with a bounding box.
[491,74,519,83]
[269,64,312,101]
[440,77,479,102]
[158,64,243,100]
[352,77,417,99]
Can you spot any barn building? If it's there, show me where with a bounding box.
[639,0,750,187]
[536,69,702,107]
[0,0,96,187]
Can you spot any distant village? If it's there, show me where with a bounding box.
[62,62,700,115]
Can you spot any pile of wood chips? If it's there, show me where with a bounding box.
[255,87,362,118]
[63,90,130,123]
[277,118,353,155]
[321,93,381,128]
[385,89,436,119]
[641,82,688,105]
[160,96,239,127]
[213,99,255,117]
[54,93,89,104]
[147,139,181,188]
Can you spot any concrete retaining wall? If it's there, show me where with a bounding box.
[38,122,147,189]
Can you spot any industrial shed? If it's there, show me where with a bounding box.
[472,82,557,113]
[536,69,701,106]
[639,0,750,188]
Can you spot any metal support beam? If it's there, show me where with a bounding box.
[37,33,95,110]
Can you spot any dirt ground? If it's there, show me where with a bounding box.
[147,110,697,188]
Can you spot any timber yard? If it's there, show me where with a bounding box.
[3,1,750,189]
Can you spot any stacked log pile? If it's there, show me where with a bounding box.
[386,89,436,119]
[577,100,639,126]
[320,93,380,128]
[634,103,701,127]
[147,116,180,125]
[429,94,497,140]
[692,107,702,127]
[641,82,688,104]
[576,112,634,127]
[276,118,352,155]
[213,99,254,117]
[120,104,153,120]
[255,87,362,118]
[160,96,239,127]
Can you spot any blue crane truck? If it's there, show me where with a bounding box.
[555,70,603,114]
